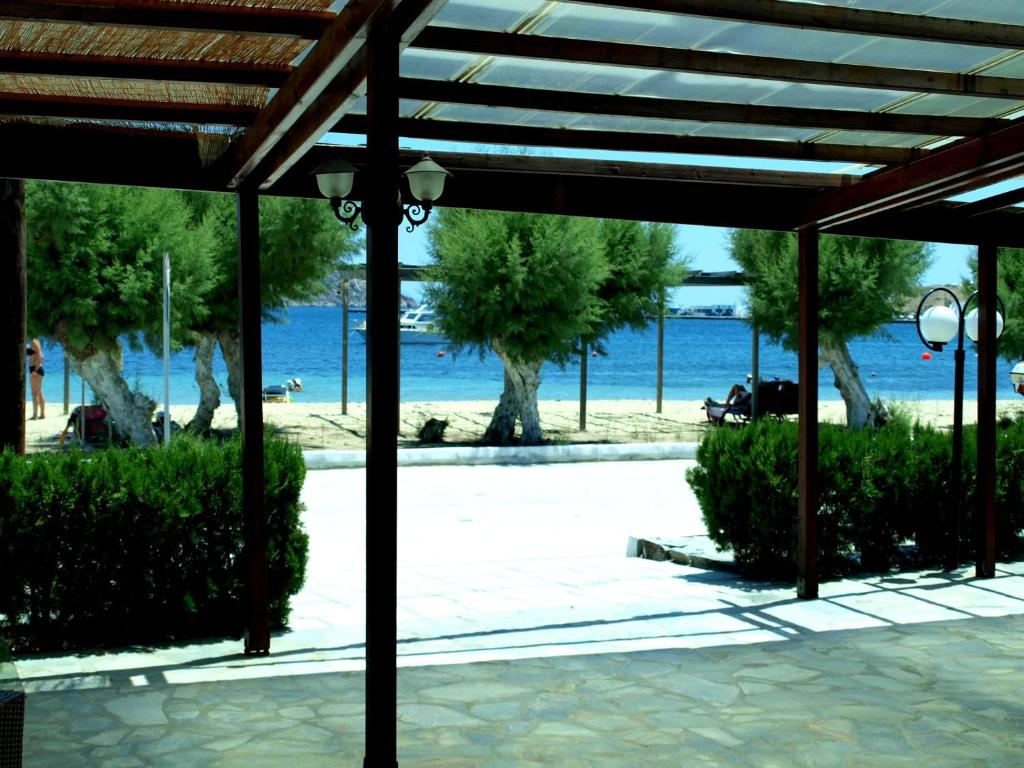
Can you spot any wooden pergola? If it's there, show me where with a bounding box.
[1,1,1020,763]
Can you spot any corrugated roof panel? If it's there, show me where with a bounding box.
[401,49,480,81]
[833,0,1024,25]
[891,93,1024,118]
[432,0,546,33]
[687,122,825,142]
[815,130,939,148]
[755,82,911,111]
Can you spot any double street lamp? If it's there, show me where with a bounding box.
[915,287,1005,568]
[314,154,451,232]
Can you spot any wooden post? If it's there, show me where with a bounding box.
[63,353,70,415]
[797,227,819,599]
[751,322,760,419]
[0,180,26,455]
[364,25,400,768]
[976,241,998,578]
[342,279,349,416]
[579,340,588,431]
[237,189,269,654]
[656,287,665,413]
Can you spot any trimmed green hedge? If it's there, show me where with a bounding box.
[686,418,1024,580]
[0,435,308,653]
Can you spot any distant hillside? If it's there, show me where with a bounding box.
[291,271,416,309]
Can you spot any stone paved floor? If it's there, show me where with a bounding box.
[13,460,1024,766]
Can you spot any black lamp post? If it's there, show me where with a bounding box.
[915,287,1004,569]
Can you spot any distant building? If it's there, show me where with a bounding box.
[675,304,738,318]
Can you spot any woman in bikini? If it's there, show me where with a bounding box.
[27,338,45,420]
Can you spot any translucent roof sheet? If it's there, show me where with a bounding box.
[832,1,1024,25]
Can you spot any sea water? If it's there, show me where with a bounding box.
[26,305,1023,408]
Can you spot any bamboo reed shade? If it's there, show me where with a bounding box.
[0,73,268,107]
[0,21,310,66]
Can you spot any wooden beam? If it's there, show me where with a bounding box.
[957,186,1024,217]
[333,114,928,165]
[0,50,289,88]
[0,0,331,39]
[239,0,449,191]
[396,77,1000,137]
[803,119,1024,229]
[797,226,819,600]
[219,0,394,189]
[428,150,857,187]
[0,179,26,455]
[0,122,221,191]
[414,27,1024,101]
[572,0,1024,50]
[237,189,269,655]
[0,92,259,125]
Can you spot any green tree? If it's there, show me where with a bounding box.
[26,182,218,445]
[730,230,931,428]
[964,249,1024,369]
[425,209,681,444]
[178,192,360,432]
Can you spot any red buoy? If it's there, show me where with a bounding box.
[921,352,931,360]
[437,350,446,357]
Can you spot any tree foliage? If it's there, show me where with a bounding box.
[731,230,931,428]
[27,182,217,355]
[964,248,1024,364]
[732,230,931,350]
[424,209,681,443]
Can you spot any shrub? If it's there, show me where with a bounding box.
[0,434,308,653]
[686,419,1024,580]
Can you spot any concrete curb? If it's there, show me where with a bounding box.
[302,441,698,469]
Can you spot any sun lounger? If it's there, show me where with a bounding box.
[704,380,799,426]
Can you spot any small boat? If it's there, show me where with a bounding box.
[356,305,446,345]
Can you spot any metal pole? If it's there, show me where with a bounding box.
[162,252,171,446]
[579,340,588,431]
[342,279,349,416]
[656,288,665,413]
[950,343,964,570]
[797,227,819,600]
[63,353,70,415]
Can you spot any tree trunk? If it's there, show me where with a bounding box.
[820,337,888,429]
[484,341,544,445]
[77,347,156,446]
[188,335,221,434]
[216,329,242,422]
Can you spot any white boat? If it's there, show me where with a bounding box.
[355,305,446,345]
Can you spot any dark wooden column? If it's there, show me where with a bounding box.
[656,288,665,413]
[579,340,588,431]
[976,241,998,578]
[797,227,819,599]
[364,24,401,768]
[0,180,26,454]
[237,189,269,654]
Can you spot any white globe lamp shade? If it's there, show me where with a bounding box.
[405,155,450,203]
[919,304,959,346]
[1012,361,1024,395]
[964,307,1005,342]
[314,157,356,200]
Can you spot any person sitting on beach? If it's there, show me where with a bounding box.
[705,375,753,410]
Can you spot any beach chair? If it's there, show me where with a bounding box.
[58,405,112,449]
[704,380,799,426]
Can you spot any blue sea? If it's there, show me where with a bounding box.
[27,306,1024,408]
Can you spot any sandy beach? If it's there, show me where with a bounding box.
[22,397,1024,453]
